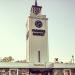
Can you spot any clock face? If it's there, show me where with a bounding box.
[33,6,41,15]
[35,20,42,28]
[34,7,41,15]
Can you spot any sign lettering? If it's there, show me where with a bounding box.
[32,29,45,36]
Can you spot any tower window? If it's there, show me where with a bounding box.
[38,51,40,62]
[26,31,29,40]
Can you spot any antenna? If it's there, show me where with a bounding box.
[72,55,74,63]
[35,0,37,6]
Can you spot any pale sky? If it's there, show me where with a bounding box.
[0,0,75,62]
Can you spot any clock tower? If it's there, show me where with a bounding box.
[26,0,49,63]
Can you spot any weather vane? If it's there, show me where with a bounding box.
[35,0,37,6]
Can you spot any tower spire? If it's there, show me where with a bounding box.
[35,0,37,6]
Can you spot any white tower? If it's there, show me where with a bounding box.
[26,0,48,63]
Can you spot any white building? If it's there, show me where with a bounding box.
[26,0,48,63]
[0,0,75,75]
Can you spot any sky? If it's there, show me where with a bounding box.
[0,0,75,62]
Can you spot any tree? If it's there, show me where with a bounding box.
[2,56,14,62]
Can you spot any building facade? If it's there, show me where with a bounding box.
[26,0,48,63]
[0,0,75,75]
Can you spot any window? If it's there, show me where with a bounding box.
[26,31,29,40]
[38,51,40,62]
[64,69,71,75]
